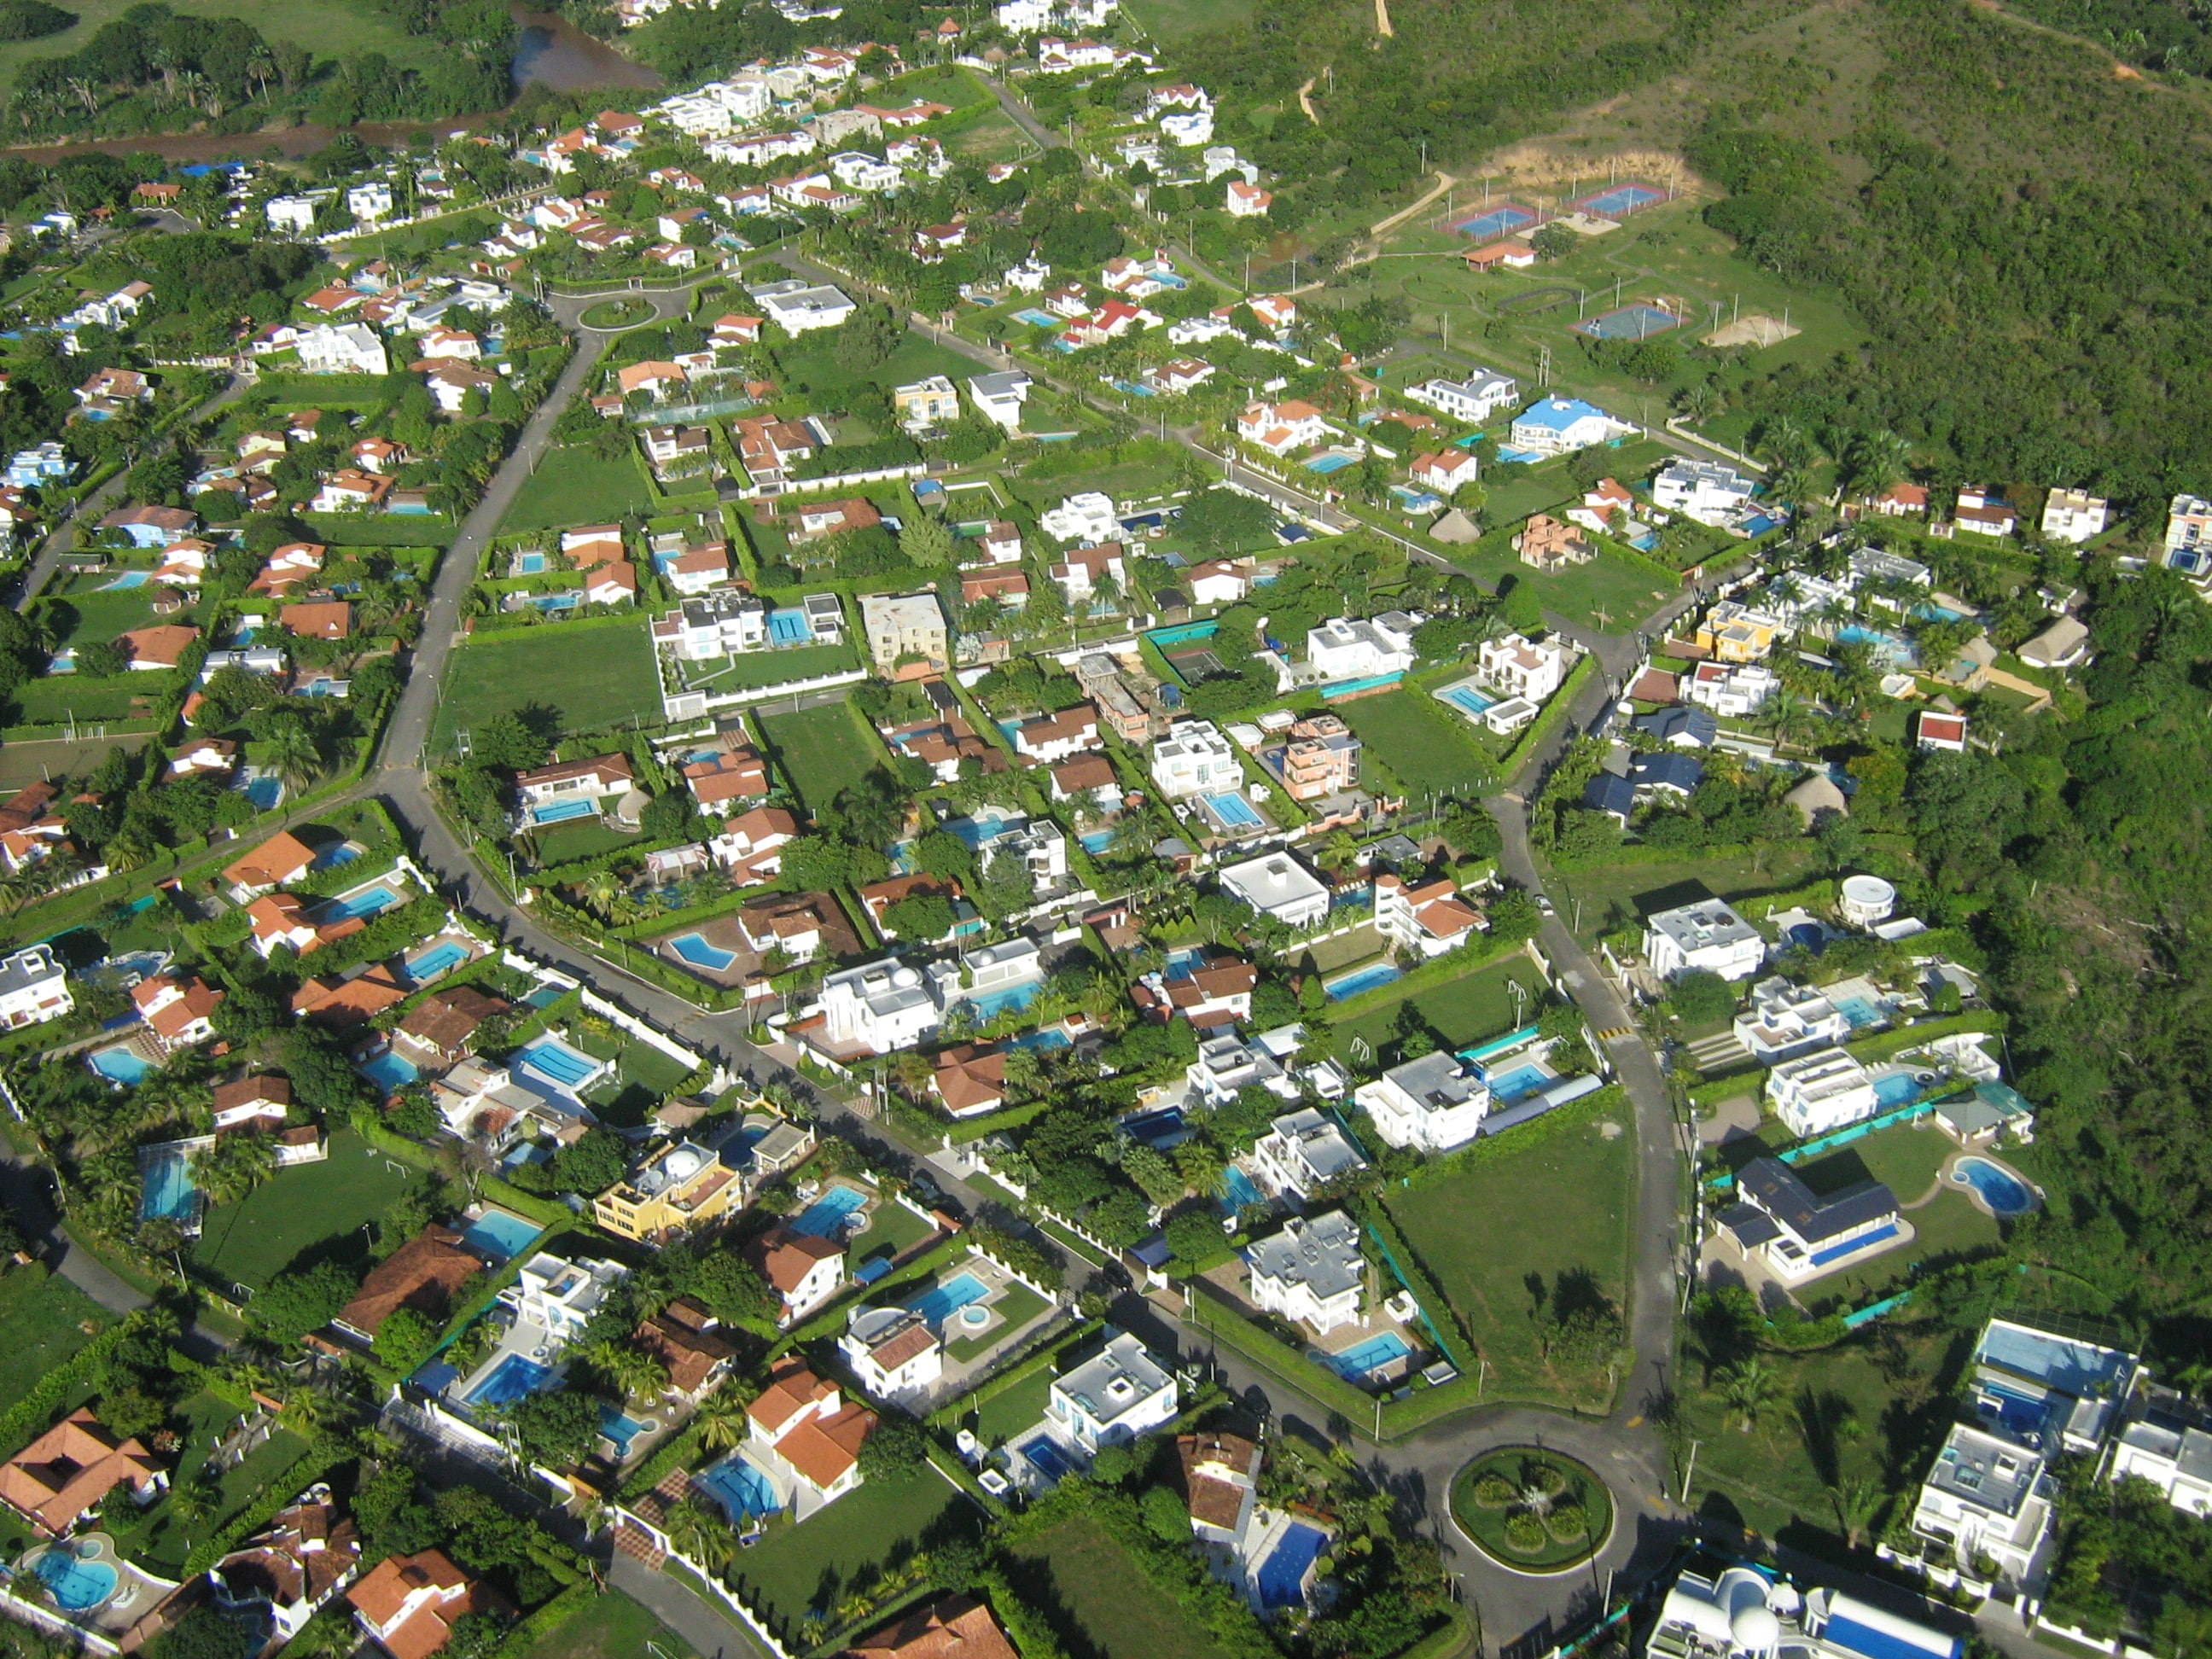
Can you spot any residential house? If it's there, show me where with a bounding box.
[1356,1050,1490,1153]
[891,375,960,432]
[1693,601,1781,663]
[134,973,224,1053]
[1049,753,1121,814]
[1250,1108,1367,1201]
[928,1045,1006,1118]
[1477,632,1569,701]
[1305,613,1416,682]
[1513,513,1593,573]
[845,1598,1016,1659]
[1273,713,1360,802]
[839,1307,944,1405]
[1411,449,1480,494]
[346,1549,497,1659]
[393,985,509,1070]
[0,1408,164,1536]
[102,504,197,548]
[1733,978,1850,1063]
[1507,397,1633,456]
[1681,660,1778,718]
[1009,704,1102,764]
[740,1361,876,1520]
[591,1140,745,1243]
[1720,1155,1901,1283]
[1643,899,1763,981]
[222,832,317,899]
[1151,719,1241,798]
[1916,710,1969,753]
[1048,543,1126,608]
[1371,871,1482,958]
[1765,1045,1878,1138]
[632,1297,737,1403]
[1952,486,2017,538]
[1131,952,1255,1029]
[1187,558,1250,605]
[1406,371,1519,424]
[208,1484,362,1647]
[748,278,858,334]
[2041,488,2108,544]
[709,806,800,883]
[1040,492,1119,545]
[1236,399,1328,457]
[514,754,633,820]
[818,958,949,1053]
[297,323,388,376]
[859,591,949,676]
[1653,459,1757,527]
[335,1225,482,1345]
[1219,852,1329,928]
[0,944,70,1030]
[1245,1211,1364,1335]
[1225,179,1272,217]
[1045,1330,1179,1451]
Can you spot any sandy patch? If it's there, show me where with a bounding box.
[1703,313,1802,349]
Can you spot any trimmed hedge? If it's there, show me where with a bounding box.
[0,1311,138,1458]
[183,1436,351,1575]
[1351,1194,1476,1372]
[1185,1285,1377,1424]
[1499,654,1597,783]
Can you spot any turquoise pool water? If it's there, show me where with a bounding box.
[766,608,811,644]
[515,551,548,573]
[599,1403,656,1457]
[1079,829,1115,853]
[695,1454,780,1522]
[466,1353,552,1408]
[1254,1521,1330,1609]
[530,797,597,825]
[1871,1069,1928,1109]
[240,774,284,811]
[906,1271,989,1327]
[140,1148,198,1223]
[516,1036,600,1087]
[1955,1156,2037,1217]
[33,1545,118,1611]
[1438,684,1496,718]
[1305,451,1355,474]
[1483,1062,1551,1103]
[99,571,149,591]
[358,1050,417,1094]
[1220,1167,1263,1210]
[318,883,404,922]
[966,981,1042,1019]
[1202,791,1263,830]
[1832,994,1887,1028]
[460,1208,539,1261]
[1324,963,1400,1001]
[668,933,737,970]
[791,1183,868,1237]
[91,1044,151,1085]
[1329,1330,1411,1377]
[405,941,469,984]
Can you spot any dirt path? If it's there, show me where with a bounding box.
[1298,74,1320,123]
[1376,0,1394,36]
[1370,171,1458,237]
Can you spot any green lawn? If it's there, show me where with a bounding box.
[1549,842,1826,945]
[192,1129,416,1292]
[1006,1516,1241,1659]
[1447,531,1677,634]
[0,0,439,98]
[523,1590,697,1659]
[1325,952,1550,1061]
[429,620,662,759]
[758,701,890,818]
[855,1198,940,1267]
[11,674,155,725]
[0,1267,112,1417]
[1385,1103,1635,1411]
[773,330,980,404]
[46,578,169,646]
[527,818,643,868]
[971,1369,1051,1447]
[1335,688,1499,794]
[499,445,656,535]
[672,641,858,692]
[112,1389,311,1573]
[731,1466,980,1636]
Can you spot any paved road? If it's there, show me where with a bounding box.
[988,79,1062,152]
[0,1123,150,1318]
[613,1551,768,1659]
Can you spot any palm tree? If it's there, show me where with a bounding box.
[1847,429,1910,500]
[695,1392,748,1453]
[665,1498,736,1571]
[1830,1475,1881,1550]
[263,723,322,795]
[190,1133,274,1208]
[1719,1359,1779,1431]
[580,869,621,919]
[1676,380,1720,425]
[167,1469,219,1528]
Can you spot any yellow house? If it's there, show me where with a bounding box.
[891,375,959,433]
[592,1139,747,1243]
[1694,601,1781,663]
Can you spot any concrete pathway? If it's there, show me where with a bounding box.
[611,1551,769,1659]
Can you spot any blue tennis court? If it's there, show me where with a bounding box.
[1570,181,1667,218]
[1574,303,1681,340]
[1452,203,1536,239]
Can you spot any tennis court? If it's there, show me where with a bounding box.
[1569,182,1668,218]
[1452,202,1537,239]
[1574,303,1682,340]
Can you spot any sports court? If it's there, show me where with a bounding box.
[1573,302,1682,340]
[1568,181,1668,218]
[1451,202,1537,239]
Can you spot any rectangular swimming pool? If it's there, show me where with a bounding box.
[139,1149,198,1223]
[404,941,470,984]
[965,981,1042,1019]
[317,882,405,922]
[1019,1435,1080,1483]
[790,1182,869,1237]
[1483,1062,1552,1103]
[1254,1520,1330,1609]
[1329,1331,1411,1378]
[1324,962,1401,1001]
[515,1036,602,1089]
[1220,1166,1263,1211]
[766,608,812,645]
[466,1353,552,1409]
[1437,683,1496,718]
[694,1453,780,1521]
[1202,791,1263,830]
[459,1207,541,1262]
[358,1050,417,1094]
[906,1271,989,1327]
[530,797,598,825]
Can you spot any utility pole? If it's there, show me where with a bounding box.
[1680,1438,1700,1503]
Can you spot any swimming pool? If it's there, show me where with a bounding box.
[1220,1166,1263,1212]
[1833,624,1916,665]
[32,1544,118,1612]
[907,1271,989,1327]
[1018,1436,1080,1483]
[91,1044,152,1086]
[1202,791,1263,830]
[1871,1069,1931,1110]
[318,882,404,922]
[358,1049,418,1094]
[515,550,548,574]
[1436,683,1496,719]
[530,797,598,825]
[694,1453,781,1522]
[941,809,1016,850]
[1832,993,1888,1029]
[667,932,738,970]
[466,1353,552,1409]
[1254,1520,1330,1609]
[309,841,360,871]
[516,1036,602,1089]
[239,774,284,812]
[140,1147,198,1223]
[460,1208,540,1262]
[1483,1062,1551,1103]
[1079,829,1116,853]
[965,981,1042,1019]
[1010,307,1058,328]
[405,940,470,984]
[790,1182,869,1237]
[1010,1027,1072,1051]
[99,571,149,591]
[599,1403,658,1458]
[1122,1106,1187,1150]
[1305,451,1356,474]
[766,608,811,645]
[1324,962,1401,1001]
[1954,1156,2038,1217]
[1329,1330,1411,1378]
[529,591,581,612]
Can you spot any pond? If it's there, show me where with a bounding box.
[511,6,662,92]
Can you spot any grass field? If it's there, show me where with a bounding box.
[192,1129,416,1292]
[1548,843,1825,944]
[1386,1103,1634,1410]
[735,1466,979,1634]
[0,733,148,791]
[672,641,858,693]
[774,330,979,405]
[1324,952,1550,1061]
[12,675,154,725]
[1447,530,1677,634]
[1334,689,1498,793]
[524,1592,697,1659]
[946,107,1038,165]
[45,577,166,647]
[971,1369,1051,1447]
[1122,0,1254,37]
[499,445,655,535]
[1007,1516,1240,1659]
[0,1267,112,1416]
[0,0,440,100]
[115,1388,310,1573]
[429,620,661,758]
[758,700,888,817]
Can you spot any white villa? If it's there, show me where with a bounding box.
[1477,632,1569,702]
[1218,853,1330,928]
[1246,1211,1365,1335]
[1045,1330,1179,1451]
[1765,1045,1878,1138]
[816,958,952,1053]
[1250,1108,1367,1201]
[1644,899,1765,981]
[1151,719,1242,798]
[1354,1051,1490,1153]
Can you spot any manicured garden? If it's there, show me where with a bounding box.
[580,298,655,330]
[1384,1101,1634,1411]
[192,1129,416,1291]
[0,1266,113,1417]
[673,640,859,692]
[428,620,662,759]
[1451,1447,1613,1572]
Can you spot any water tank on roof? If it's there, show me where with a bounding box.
[663,1145,704,1182]
[1732,1605,1782,1656]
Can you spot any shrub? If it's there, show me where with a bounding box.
[1545,1503,1588,1542]
[1504,1514,1547,1553]
[1472,1476,1516,1508]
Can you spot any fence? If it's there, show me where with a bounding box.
[0,1582,124,1655]
[661,665,868,721]
[610,1504,798,1659]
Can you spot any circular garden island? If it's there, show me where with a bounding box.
[580,297,655,329]
[1451,1447,1615,1574]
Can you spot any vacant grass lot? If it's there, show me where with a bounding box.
[732,1466,979,1635]
[774,330,978,405]
[1007,1516,1241,1659]
[46,576,166,646]
[1547,843,1825,944]
[1326,952,1549,1060]
[759,700,888,816]
[1122,0,1255,38]
[971,1369,1051,1447]
[0,1267,112,1417]
[499,445,655,534]
[1386,1103,1634,1411]
[1335,688,1498,793]
[429,621,661,759]
[13,675,155,725]
[524,1591,697,1659]
[673,641,858,692]
[1448,530,1677,634]
[193,1129,416,1292]
[0,0,439,99]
